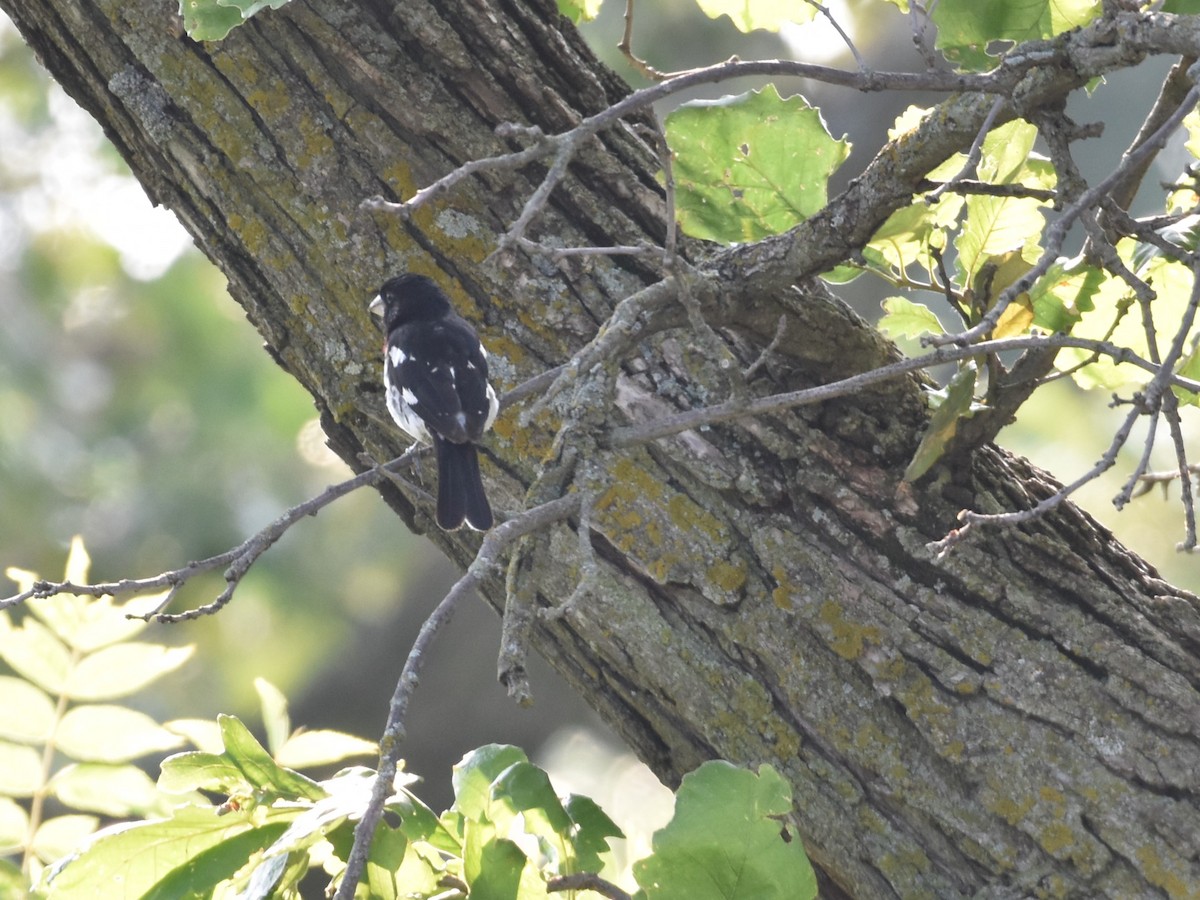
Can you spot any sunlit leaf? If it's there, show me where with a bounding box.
[274,730,377,769]
[218,714,325,801]
[38,805,294,898]
[0,616,71,694]
[904,363,979,482]
[633,761,816,900]
[254,677,290,757]
[158,750,249,796]
[63,643,194,701]
[178,0,246,40]
[56,705,185,763]
[30,590,168,654]
[556,0,602,23]
[1063,247,1197,391]
[879,297,946,340]
[31,814,99,864]
[1028,255,1104,333]
[0,675,55,744]
[932,0,1102,70]
[164,717,224,753]
[692,0,815,32]
[563,794,623,873]
[453,744,529,821]
[0,797,29,854]
[668,85,850,244]
[0,741,45,798]
[955,124,1051,286]
[49,763,166,818]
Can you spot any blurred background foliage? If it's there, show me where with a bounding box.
[1,0,1198,846]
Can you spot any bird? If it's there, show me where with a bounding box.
[369,273,499,531]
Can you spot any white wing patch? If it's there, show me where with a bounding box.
[386,383,431,444]
[483,383,499,431]
[389,345,407,367]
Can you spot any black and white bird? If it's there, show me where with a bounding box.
[369,274,499,531]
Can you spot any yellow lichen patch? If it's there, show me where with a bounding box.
[296,114,336,169]
[818,600,881,660]
[709,559,746,593]
[988,791,1035,826]
[1038,821,1075,856]
[244,88,290,119]
[771,566,795,610]
[1134,844,1194,898]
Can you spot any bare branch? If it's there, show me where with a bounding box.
[2,449,421,618]
[925,96,1004,203]
[804,0,869,73]
[609,332,1200,448]
[547,872,634,900]
[334,493,582,900]
[618,0,669,81]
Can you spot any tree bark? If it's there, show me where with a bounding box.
[4,0,1199,895]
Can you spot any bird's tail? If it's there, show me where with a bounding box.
[435,438,493,531]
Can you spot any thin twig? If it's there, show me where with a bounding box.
[608,332,1200,448]
[925,96,1005,203]
[915,179,1058,201]
[2,449,421,618]
[743,314,788,380]
[362,58,1033,223]
[1162,389,1198,549]
[617,0,669,81]
[334,493,582,900]
[805,0,869,72]
[931,83,1200,349]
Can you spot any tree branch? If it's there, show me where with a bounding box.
[335,493,582,900]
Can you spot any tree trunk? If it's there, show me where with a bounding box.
[4,0,1199,895]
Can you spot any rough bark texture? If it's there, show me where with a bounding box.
[4,0,1199,895]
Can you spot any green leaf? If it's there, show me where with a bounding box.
[274,729,377,769]
[904,363,979,482]
[667,84,850,244]
[556,0,602,23]
[254,677,290,757]
[464,832,528,900]
[1027,255,1103,332]
[878,297,945,340]
[178,0,246,40]
[56,704,185,762]
[158,750,249,796]
[692,0,815,32]
[218,714,326,801]
[1161,0,1200,13]
[955,122,1051,286]
[49,763,166,818]
[1062,247,1195,391]
[0,797,29,854]
[29,591,168,653]
[1173,341,1200,406]
[215,0,289,17]
[932,0,1102,70]
[0,860,25,900]
[31,814,99,864]
[453,745,530,821]
[38,805,294,898]
[563,794,623,873]
[63,643,194,701]
[0,740,45,797]
[633,761,816,900]
[165,717,224,752]
[0,615,72,694]
[0,675,55,743]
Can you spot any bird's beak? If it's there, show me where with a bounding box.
[368,294,383,317]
